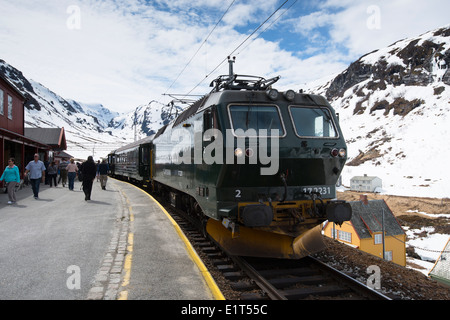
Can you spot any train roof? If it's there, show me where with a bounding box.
[113,134,155,154]
[155,58,333,139]
[155,86,332,138]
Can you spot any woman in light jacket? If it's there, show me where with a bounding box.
[0,158,21,204]
[66,158,78,191]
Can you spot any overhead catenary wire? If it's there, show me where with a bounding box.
[235,0,298,57]
[163,0,237,95]
[182,0,292,99]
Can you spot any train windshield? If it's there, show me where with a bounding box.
[228,105,285,137]
[289,106,338,138]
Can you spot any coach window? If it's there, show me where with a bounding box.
[141,146,150,165]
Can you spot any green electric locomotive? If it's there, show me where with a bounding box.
[110,58,352,259]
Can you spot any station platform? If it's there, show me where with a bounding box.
[0,177,223,300]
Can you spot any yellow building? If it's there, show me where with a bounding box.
[324,197,406,266]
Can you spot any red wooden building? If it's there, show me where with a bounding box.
[0,74,50,185]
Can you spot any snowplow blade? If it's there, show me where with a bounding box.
[292,224,326,258]
[206,219,325,259]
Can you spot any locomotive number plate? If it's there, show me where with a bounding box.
[301,186,334,197]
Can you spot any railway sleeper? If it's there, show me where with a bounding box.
[196,241,215,248]
[206,252,225,259]
[257,267,317,278]
[240,292,269,300]
[216,264,239,273]
[282,284,352,299]
[201,246,219,254]
[230,280,258,291]
[223,271,245,281]
[211,258,231,266]
[269,275,332,288]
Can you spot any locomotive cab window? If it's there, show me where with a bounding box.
[203,106,219,141]
[289,106,338,138]
[228,105,285,137]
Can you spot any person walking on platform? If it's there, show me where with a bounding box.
[58,158,69,187]
[25,153,46,199]
[47,161,58,187]
[98,159,109,190]
[0,158,21,204]
[96,160,100,182]
[81,156,97,201]
[66,158,78,191]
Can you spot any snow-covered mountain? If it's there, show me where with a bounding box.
[306,25,450,198]
[109,100,183,139]
[67,100,120,129]
[0,59,180,160]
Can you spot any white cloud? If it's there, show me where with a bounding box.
[301,0,450,60]
[294,11,336,35]
[223,1,279,28]
[0,0,212,112]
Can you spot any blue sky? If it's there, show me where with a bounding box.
[0,0,449,112]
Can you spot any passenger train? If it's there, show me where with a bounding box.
[108,58,352,259]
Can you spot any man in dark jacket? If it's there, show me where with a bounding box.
[81,156,97,201]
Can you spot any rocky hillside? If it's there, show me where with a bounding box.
[308,25,450,198]
[325,26,449,113]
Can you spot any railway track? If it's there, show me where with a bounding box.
[151,190,391,300]
[226,256,392,300]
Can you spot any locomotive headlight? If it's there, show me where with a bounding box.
[339,148,346,157]
[330,148,339,157]
[284,89,295,101]
[234,148,244,157]
[266,88,279,100]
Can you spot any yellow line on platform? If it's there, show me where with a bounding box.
[127,233,134,252]
[122,253,133,287]
[115,178,225,300]
[117,291,128,300]
[117,188,134,301]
